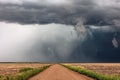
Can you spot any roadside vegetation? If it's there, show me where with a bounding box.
[62,64,120,80]
[19,67,33,72]
[0,65,50,80]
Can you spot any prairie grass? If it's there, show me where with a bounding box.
[62,64,120,80]
[0,65,50,80]
[19,67,33,72]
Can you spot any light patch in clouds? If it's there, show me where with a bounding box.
[0,0,72,6]
[0,0,22,4]
[45,0,72,5]
[95,0,120,8]
[112,38,119,48]
[0,22,76,62]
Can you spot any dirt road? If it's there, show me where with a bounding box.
[29,64,94,80]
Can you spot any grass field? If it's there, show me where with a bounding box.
[0,63,49,76]
[62,63,120,80]
[0,63,120,80]
[0,63,50,80]
[70,63,120,76]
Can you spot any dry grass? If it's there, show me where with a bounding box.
[70,63,120,77]
[0,63,49,76]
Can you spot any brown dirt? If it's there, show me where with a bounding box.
[29,64,94,80]
[0,63,49,76]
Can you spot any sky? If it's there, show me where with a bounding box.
[0,0,120,62]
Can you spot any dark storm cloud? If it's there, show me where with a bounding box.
[0,22,119,62]
[0,0,120,62]
[0,0,120,25]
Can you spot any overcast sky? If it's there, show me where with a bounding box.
[0,0,120,62]
[0,0,120,25]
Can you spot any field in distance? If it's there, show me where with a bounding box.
[0,63,50,76]
[68,63,120,77]
[0,63,120,77]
